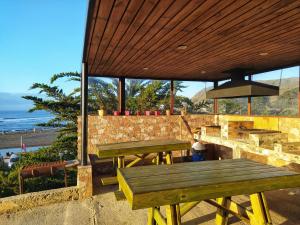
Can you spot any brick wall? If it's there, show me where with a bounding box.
[77,115,215,160]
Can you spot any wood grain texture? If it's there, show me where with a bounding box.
[96,139,191,158]
[83,0,300,81]
[117,159,300,209]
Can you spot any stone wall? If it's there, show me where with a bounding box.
[0,187,79,215]
[77,114,300,169]
[78,115,215,160]
[218,115,300,142]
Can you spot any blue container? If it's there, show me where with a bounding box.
[192,152,205,161]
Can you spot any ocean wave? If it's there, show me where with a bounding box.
[0,116,53,122]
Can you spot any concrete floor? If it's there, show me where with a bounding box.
[0,185,299,225]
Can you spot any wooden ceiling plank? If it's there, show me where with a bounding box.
[112,0,233,75]
[90,0,131,74]
[87,0,115,69]
[147,2,298,74]
[164,44,300,80]
[84,0,101,62]
[93,0,147,73]
[150,40,300,80]
[151,22,300,76]
[101,0,204,75]
[121,0,282,75]
[130,0,299,76]
[86,0,300,81]
[93,0,161,74]
[127,6,298,78]
[98,0,175,74]
[151,14,300,76]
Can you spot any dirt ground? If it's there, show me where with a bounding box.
[0,186,299,225]
[0,130,58,149]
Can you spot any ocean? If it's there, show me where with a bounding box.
[0,110,54,133]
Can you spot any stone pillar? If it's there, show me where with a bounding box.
[77,165,93,199]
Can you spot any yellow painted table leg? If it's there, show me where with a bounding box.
[166,204,181,225]
[157,152,163,165]
[166,151,173,165]
[215,197,230,225]
[117,156,125,190]
[250,193,272,225]
[148,208,156,225]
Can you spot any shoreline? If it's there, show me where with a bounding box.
[0,129,59,149]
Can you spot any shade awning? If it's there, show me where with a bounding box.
[82,0,300,81]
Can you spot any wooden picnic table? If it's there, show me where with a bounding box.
[96,139,191,158]
[96,139,191,186]
[118,158,300,225]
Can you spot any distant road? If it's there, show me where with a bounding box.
[0,130,58,149]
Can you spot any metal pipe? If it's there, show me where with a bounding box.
[170,80,174,114]
[118,77,126,115]
[248,75,252,116]
[81,62,88,166]
[213,81,218,114]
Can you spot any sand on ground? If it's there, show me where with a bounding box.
[0,130,58,149]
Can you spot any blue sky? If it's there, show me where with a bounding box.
[0,0,86,95]
[0,1,299,101]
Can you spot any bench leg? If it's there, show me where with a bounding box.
[118,156,125,168]
[166,204,181,225]
[215,197,231,225]
[250,192,272,225]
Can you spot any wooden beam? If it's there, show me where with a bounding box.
[213,81,218,114]
[118,77,125,115]
[81,62,88,166]
[248,75,252,116]
[170,80,175,114]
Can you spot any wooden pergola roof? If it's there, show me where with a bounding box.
[82,0,300,81]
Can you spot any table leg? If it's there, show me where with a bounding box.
[249,192,272,225]
[166,151,173,165]
[117,156,125,190]
[166,204,181,225]
[148,208,156,225]
[156,152,163,165]
[215,197,231,225]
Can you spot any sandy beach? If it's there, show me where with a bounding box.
[0,129,58,149]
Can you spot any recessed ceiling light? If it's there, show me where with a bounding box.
[143,67,149,70]
[201,70,206,74]
[259,52,269,56]
[177,45,187,50]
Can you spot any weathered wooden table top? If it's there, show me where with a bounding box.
[96,139,191,158]
[117,158,300,209]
